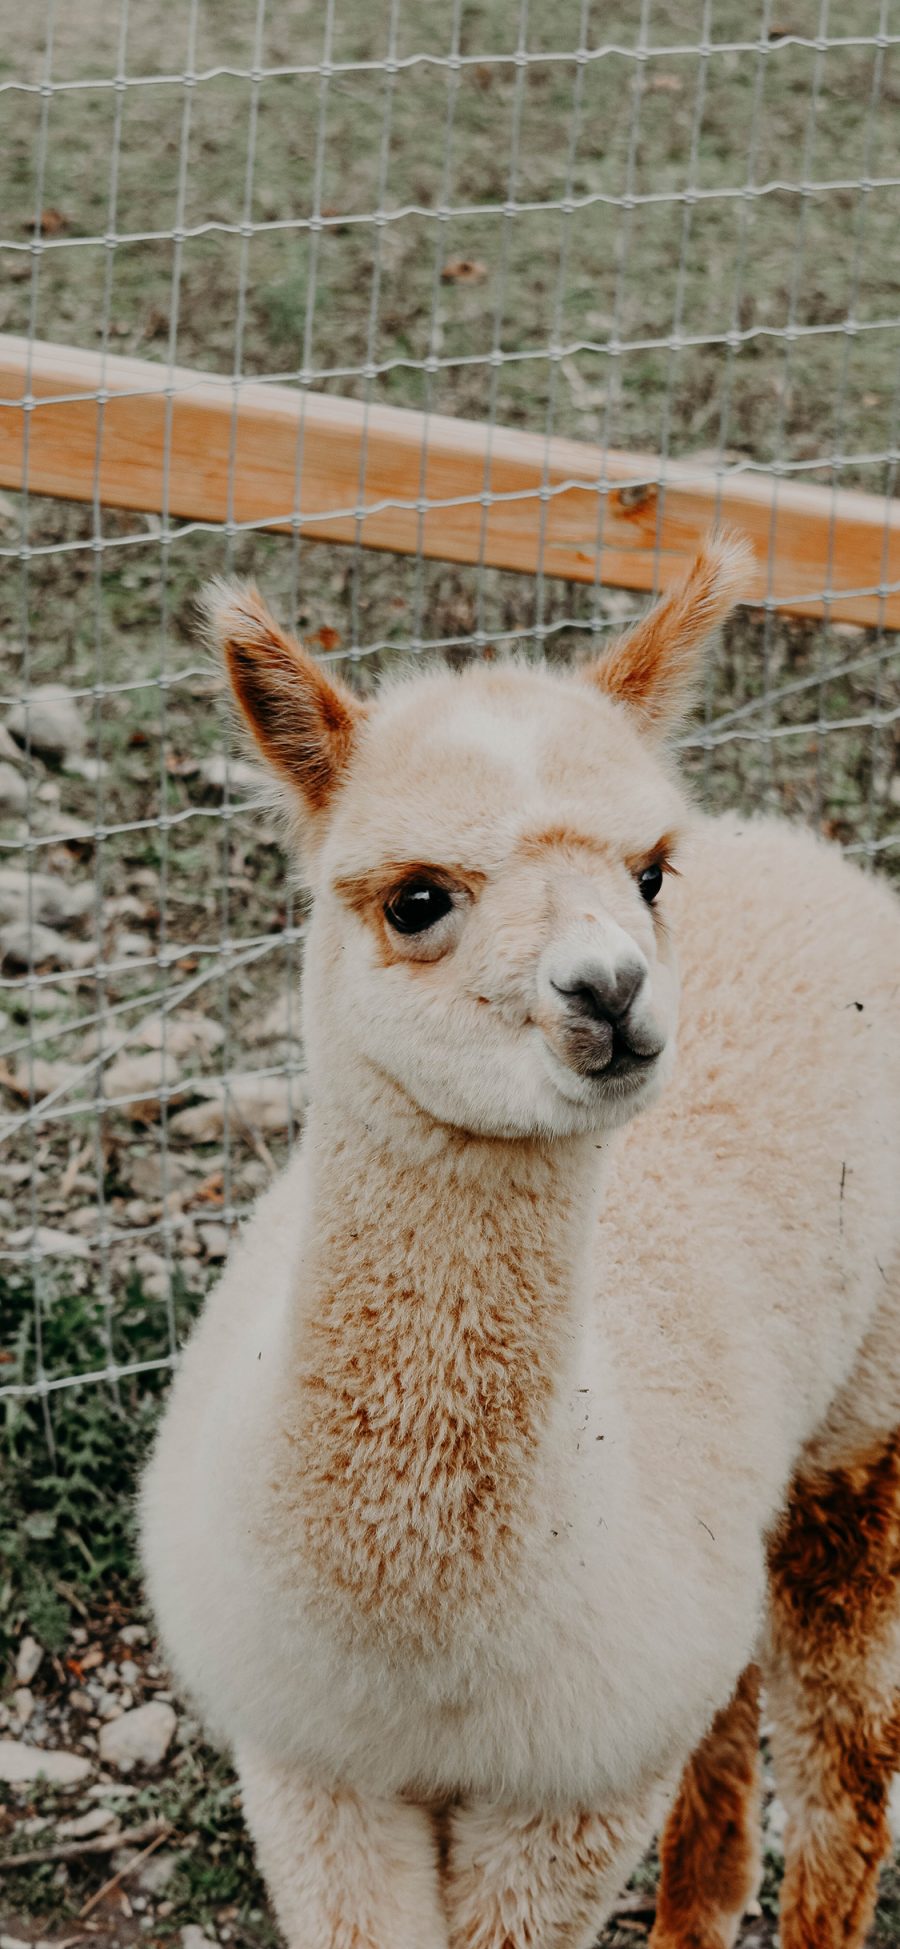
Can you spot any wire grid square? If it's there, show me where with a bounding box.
[0,0,898,1428]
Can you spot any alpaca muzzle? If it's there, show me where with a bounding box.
[549,964,664,1079]
[538,924,666,1088]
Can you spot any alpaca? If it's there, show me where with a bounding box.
[140,537,900,1949]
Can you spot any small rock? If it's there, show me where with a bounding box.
[178,1256,206,1293]
[12,982,68,1018]
[137,1848,177,1894]
[0,919,94,971]
[181,1928,218,1949]
[104,1048,180,1107]
[0,868,93,929]
[66,1206,101,1235]
[63,753,106,782]
[56,1805,121,1840]
[16,1635,43,1684]
[9,1058,81,1101]
[12,1687,34,1726]
[119,1624,149,1648]
[170,1073,307,1142]
[134,1249,169,1300]
[889,1770,900,1841]
[245,990,304,1045]
[8,1224,90,1262]
[6,684,87,763]
[98,1700,176,1772]
[201,753,260,793]
[0,1739,92,1785]
[125,1151,195,1199]
[0,763,27,814]
[197,1221,231,1262]
[118,1658,141,1687]
[67,1688,93,1714]
[115,930,153,959]
[0,724,24,765]
[134,1010,225,1058]
[1,1934,31,1949]
[95,1690,126,1721]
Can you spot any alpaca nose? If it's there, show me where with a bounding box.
[551,959,646,1030]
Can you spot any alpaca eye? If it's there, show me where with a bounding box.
[638,862,664,904]
[385,880,454,935]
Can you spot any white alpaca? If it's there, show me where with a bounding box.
[141,539,900,1949]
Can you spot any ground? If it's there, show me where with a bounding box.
[1,2,899,1943]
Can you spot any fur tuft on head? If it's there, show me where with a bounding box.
[587,532,755,736]
[201,580,366,823]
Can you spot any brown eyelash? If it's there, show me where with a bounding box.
[334,861,485,917]
[625,833,681,879]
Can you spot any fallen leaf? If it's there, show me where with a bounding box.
[36,207,69,236]
[441,258,488,284]
[313,624,342,652]
[193,1170,225,1206]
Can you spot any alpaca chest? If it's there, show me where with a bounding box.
[233,1479,760,1808]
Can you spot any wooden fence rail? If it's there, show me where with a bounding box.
[1,335,898,629]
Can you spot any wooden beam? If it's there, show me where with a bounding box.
[1,334,897,627]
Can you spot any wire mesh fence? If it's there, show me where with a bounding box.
[1,0,899,1424]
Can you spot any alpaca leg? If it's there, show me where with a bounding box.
[764,1433,900,1949]
[648,1665,762,1949]
[237,1747,449,1949]
[443,1794,660,1949]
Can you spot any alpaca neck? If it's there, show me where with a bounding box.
[280,1077,611,1651]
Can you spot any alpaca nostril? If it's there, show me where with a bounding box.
[552,961,645,1029]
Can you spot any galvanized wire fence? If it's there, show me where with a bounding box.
[1,0,898,1425]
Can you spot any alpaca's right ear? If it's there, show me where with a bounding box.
[203,581,366,816]
[584,533,755,736]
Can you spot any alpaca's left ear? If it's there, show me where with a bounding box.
[585,533,755,736]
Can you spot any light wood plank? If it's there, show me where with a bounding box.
[1,334,898,627]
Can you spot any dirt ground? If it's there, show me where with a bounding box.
[1,2,899,1942]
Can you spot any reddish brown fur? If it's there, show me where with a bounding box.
[269,1138,585,1658]
[651,1666,762,1949]
[446,1801,638,1949]
[333,861,487,966]
[516,825,611,863]
[765,1434,900,1949]
[210,582,364,811]
[334,861,486,917]
[588,538,752,733]
[623,835,682,878]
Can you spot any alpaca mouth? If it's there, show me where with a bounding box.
[585,1038,664,1082]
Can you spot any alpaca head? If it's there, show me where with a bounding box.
[207,536,751,1140]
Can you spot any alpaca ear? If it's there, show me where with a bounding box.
[203,581,366,815]
[585,533,755,736]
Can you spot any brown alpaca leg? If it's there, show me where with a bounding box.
[764,1433,900,1949]
[649,1666,762,1949]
